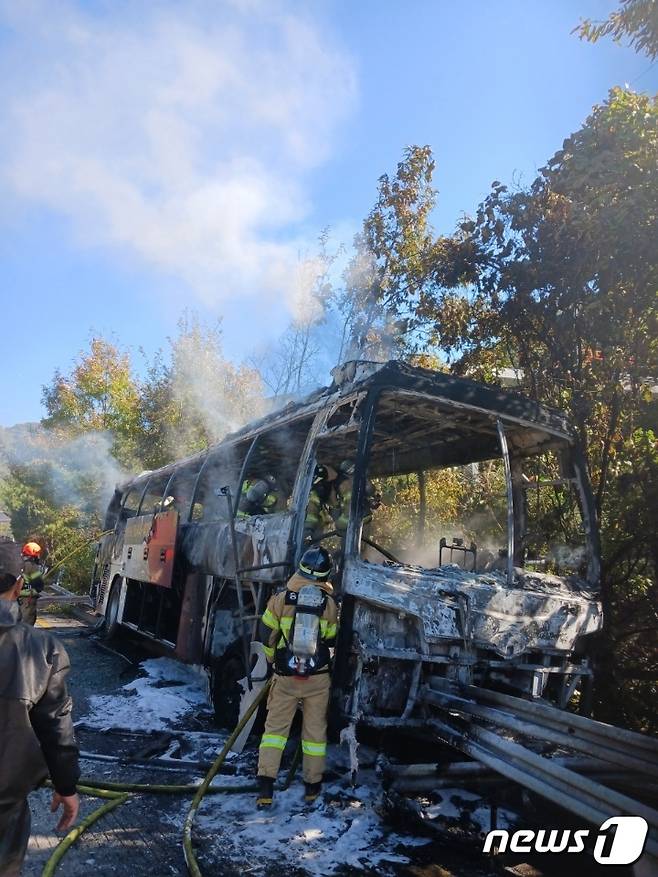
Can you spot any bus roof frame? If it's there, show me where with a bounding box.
[117,360,577,494]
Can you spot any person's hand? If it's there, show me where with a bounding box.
[51,792,79,831]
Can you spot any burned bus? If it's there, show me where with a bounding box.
[90,360,602,728]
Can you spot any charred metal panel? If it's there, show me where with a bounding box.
[122,509,178,587]
[359,661,413,714]
[175,572,208,663]
[343,558,602,660]
[466,573,602,658]
[181,511,294,581]
[209,609,241,660]
[343,558,463,645]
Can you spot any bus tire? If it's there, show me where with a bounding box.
[103,579,122,641]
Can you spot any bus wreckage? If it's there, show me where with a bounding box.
[91,360,603,739]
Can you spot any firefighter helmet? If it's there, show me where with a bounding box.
[312,465,329,485]
[22,542,42,559]
[298,546,332,581]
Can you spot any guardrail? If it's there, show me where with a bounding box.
[419,681,658,860]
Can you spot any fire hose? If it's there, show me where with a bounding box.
[41,678,277,877]
[40,530,115,585]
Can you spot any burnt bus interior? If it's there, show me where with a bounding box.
[93,410,322,701]
[92,361,601,726]
[352,390,592,578]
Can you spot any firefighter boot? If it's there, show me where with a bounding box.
[304,781,322,803]
[256,776,274,809]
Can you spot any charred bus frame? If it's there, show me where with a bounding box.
[91,361,602,726]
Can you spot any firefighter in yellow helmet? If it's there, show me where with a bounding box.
[256,546,338,807]
[18,542,45,626]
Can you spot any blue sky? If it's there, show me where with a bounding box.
[0,0,656,426]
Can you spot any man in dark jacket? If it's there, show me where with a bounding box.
[0,540,80,876]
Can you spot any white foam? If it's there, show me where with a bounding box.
[80,657,208,732]
[195,779,427,875]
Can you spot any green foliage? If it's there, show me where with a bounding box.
[0,459,99,593]
[358,90,658,731]
[2,316,265,591]
[336,146,438,360]
[370,462,507,564]
[42,338,141,468]
[138,313,264,468]
[575,0,658,59]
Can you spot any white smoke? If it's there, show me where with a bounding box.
[169,328,266,445]
[0,0,357,320]
[0,424,127,518]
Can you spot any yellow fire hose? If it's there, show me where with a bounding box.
[41,787,130,877]
[182,677,272,877]
[41,678,275,877]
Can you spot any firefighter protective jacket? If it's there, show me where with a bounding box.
[19,559,45,598]
[259,573,338,676]
[0,600,80,808]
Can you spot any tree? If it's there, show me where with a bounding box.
[138,313,265,466]
[254,231,341,400]
[42,337,141,468]
[377,90,658,729]
[0,431,110,593]
[575,0,658,59]
[336,146,438,362]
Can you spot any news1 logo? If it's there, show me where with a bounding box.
[483,816,649,865]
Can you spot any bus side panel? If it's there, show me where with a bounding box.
[181,512,294,581]
[175,572,208,664]
[122,509,178,588]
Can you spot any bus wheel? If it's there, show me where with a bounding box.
[210,653,244,729]
[103,580,122,641]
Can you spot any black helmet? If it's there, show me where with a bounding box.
[339,459,355,476]
[313,464,329,485]
[298,546,332,581]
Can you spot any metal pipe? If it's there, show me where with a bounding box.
[496,418,515,585]
[423,688,658,779]
[472,723,658,833]
[359,716,427,729]
[385,755,649,779]
[187,454,212,524]
[221,486,252,691]
[426,716,658,857]
[237,562,290,574]
[233,435,260,517]
[460,682,658,757]
[391,773,658,795]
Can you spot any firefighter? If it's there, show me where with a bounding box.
[256,546,338,807]
[18,541,45,626]
[303,465,338,541]
[237,475,280,518]
[333,460,381,534]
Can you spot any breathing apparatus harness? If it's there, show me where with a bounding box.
[275,584,330,677]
